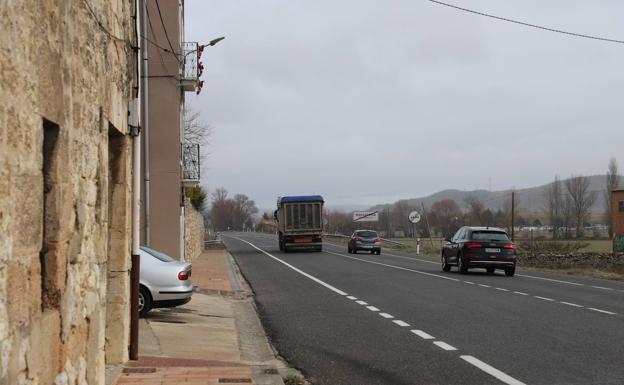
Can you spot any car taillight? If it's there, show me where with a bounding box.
[503,244,515,249]
[178,270,190,280]
[374,237,381,242]
[354,236,362,241]
[465,242,482,249]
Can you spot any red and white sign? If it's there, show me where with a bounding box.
[353,211,379,222]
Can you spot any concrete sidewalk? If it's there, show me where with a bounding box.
[112,248,290,385]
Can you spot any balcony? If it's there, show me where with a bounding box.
[181,143,200,186]
[181,42,199,92]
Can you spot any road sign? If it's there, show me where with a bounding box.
[353,211,379,222]
[408,211,421,224]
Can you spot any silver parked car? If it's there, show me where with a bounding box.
[139,246,193,316]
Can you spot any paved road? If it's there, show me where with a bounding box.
[222,232,624,385]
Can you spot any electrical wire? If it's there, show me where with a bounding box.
[82,0,132,48]
[155,0,182,63]
[427,0,624,45]
[145,4,179,81]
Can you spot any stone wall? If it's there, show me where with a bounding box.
[184,198,206,263]
[518,252,624,269]
[0,1,135,384]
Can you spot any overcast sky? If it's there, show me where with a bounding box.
[185,0,624,210]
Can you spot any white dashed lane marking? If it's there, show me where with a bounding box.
[366,306,380,312]
[461,355,526,385]
[495,287,509,292]
[433,341,457,351]
[346,296,357,300]
[560,301,583,308]
[379,312,394,319]
[513,291,529,296]
[478,284,491,288]
[355,300,368,305]
[393,320,410,327]
[589,307,617,315]
[411,330,435,340]
[534,296,555,302]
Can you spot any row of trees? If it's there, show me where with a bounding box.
[326,159,619,239]
[209,187,259,231]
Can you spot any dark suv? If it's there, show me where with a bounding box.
[441,226,516,276]
[348,230,381,255]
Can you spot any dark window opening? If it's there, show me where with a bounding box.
[41,118,60,310]
[619,200,624,213]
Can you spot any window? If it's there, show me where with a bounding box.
[356,231,378,238]
[471,231,510,241]
[141,246,175,262]
[619,200,624,213]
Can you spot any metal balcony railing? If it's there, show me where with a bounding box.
[181,42,199,92]
[181,143,200,185]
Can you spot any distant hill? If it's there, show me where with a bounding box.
[370,175,624,216]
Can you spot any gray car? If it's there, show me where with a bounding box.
[139,246,193,316]
[347,230,382,255]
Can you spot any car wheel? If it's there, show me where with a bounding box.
[457,254,468,274]
[442,256,451,272]
[486,267,495,274]
[353,248,357,254]
[139,286,152,317]
[370,250,374,254]
[505,266,516,277]
[347,246,352,254]
[377,250,381,255]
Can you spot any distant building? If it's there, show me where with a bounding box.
[612,189,624,253]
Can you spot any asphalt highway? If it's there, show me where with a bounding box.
[222,232,624,385]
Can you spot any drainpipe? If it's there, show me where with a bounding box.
[143,0,151,246]
[129,0,143,361]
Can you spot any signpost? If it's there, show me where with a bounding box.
[408,211,421,254]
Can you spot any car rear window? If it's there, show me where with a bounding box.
[356,231,378,238]
[471,231,509,241]
[141,246,175,262]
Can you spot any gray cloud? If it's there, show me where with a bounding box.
[186,0,624,209]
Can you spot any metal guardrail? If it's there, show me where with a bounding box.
[323,233,406,248]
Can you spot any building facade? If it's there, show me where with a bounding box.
[141,0,202,260]
[0,1,137,384]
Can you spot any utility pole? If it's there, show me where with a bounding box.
[511,191,515,241]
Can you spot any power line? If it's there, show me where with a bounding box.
[155,0,181,63]
[427,0,624,45]
[82,0,131,48]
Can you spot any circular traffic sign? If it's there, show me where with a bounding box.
[408,211,421,224]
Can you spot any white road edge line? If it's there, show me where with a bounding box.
[534,296,555,302]
[461,355,526,385]
[433,341,457,351]
[229,236,348,296]
[588,307,616,315]
[478,284,491,288]
[464,281,475,285]
[346,296,357,300]
[393,320,410,327]
[411,330,435,340]
[379,312,394,319]
[495,288,509,292]
[366,306,380,312]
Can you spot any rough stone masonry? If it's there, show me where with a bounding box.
[0,1,136,384]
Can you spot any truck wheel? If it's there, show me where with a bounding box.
[316,247,322,252]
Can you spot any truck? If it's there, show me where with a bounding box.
[274,195,324,252]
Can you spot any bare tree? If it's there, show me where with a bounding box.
[565,175,597,238]
[604,158,620,238]
[465,195,484,226]
[544,176,563,239]
[184,106,213,146]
